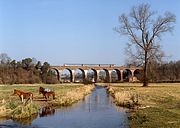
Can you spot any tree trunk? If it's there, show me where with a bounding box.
[143,51,148,87]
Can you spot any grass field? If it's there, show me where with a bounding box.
[108,83,180,128]
[0,84,94,119]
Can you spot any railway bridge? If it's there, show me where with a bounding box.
[50,64,142,83]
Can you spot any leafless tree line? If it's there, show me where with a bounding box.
[0,53,58,84]
[0,53,179,84]
[147,60,180,82]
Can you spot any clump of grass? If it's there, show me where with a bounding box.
[0,105,8,117]
[10,103,39,119]
[0,99,20,117]
[114,91,139,108]
[49,85,94,106]
[107,87,139,108]
[0,102,39,119]
[6,100,20,109]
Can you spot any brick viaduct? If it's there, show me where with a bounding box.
[49,64,142,83]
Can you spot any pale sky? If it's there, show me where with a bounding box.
[0,0,180,66]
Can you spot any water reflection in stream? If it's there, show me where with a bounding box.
[0,86,128,128]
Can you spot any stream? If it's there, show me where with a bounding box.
[0,86,129,128]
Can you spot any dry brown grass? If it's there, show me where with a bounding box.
[49,85,94,106]
[108,83,180,128]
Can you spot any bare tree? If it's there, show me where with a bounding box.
[0,53,11,65]
[115,4,176,86]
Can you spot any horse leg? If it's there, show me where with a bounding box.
[30,94,33,103]
[45,94,47,100]
[25,98,30,105]
[43,94,46,98]
[21,95,24,103]
[53,93,55,99]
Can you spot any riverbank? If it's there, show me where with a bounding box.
[0,84,94,119]
[107,83,180,128]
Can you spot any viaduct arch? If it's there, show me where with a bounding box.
[49,64,142,83]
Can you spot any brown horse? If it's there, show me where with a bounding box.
[39,87,55,100]
[12,89,33,103]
